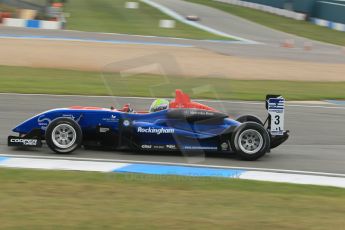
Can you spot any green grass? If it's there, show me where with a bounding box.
[0,3,15,12]
[21,0,46,5]
[0,168,344,229]
[64,0,227,40]
[186,0,345,46]
[0,65,345,100]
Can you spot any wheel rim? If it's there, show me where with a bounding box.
[238,129,263,154]
[52,124,77,149]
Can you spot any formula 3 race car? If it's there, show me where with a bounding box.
[8,90,289,160]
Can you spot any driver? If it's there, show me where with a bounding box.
[149,98,169,112]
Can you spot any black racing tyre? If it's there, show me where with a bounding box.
[45,118,83,154]
[231,122,270,161]
[235,115,263,126]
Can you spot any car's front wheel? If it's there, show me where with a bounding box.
[45,118,82,154]
[231,122,270,161]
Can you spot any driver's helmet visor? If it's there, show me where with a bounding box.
[149,99,169,112]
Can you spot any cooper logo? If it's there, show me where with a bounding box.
[141,145,152,149]
[10,139,37,146]
[137,127,174,135]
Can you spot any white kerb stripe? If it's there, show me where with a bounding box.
[41,21,62,30]
[3,18,26,27]
[240,171,345,188]
[333,23,345,31]
[316,18,329,27]
[1,158,129,172]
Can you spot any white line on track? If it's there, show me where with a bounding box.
[1,93,344,110]
[62,29,255,45]
[0,30,256,45]
[1,153,345,178]
[0,35,194,47]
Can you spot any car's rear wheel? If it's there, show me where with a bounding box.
[45,118,82,154]
[231,122,270,161]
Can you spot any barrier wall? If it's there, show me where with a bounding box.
[232,0,316,11]
[230,0,345,24]
[3,18,62,29]
[216,0,306,20]
[314,1,345,24]
[311,17,345,32]
[292,0,315,13]
[234,0,285,8]
[216,0,345,31]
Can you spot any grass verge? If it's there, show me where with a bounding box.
[185,0,345,46]
[64,0,227,40]
[1,65,345,100]
[0,168,344,229]
[0,3,15,12]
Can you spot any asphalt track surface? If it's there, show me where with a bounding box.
[1,93,345,174]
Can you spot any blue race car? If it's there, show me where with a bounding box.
[8,90,289,160]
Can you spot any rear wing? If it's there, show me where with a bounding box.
[265,95,285,136]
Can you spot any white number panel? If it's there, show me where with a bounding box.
[268,97,285,135]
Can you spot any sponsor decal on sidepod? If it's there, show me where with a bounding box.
[137,127,174,135]
[37,115,52,130]
[141,145,152,149]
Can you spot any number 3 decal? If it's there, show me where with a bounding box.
[274,115,280,125]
